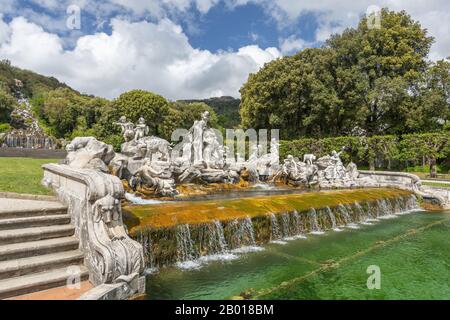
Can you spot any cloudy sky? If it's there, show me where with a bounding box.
[0,0,448,100]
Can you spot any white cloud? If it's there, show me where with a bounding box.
[0,16,280,99]
[0,15,10,44]
[279,36,311,55]
[235,0,450,60]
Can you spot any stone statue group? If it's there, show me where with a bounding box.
[274,147,361,188]
[62,112,368,197]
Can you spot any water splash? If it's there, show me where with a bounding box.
[125,193,169,205]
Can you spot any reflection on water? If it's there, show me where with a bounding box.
[145,211,450,300]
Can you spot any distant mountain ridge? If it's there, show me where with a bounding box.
[179,96,241,128]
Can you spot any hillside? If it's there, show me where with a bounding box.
[0,59,73,99]
[179,96,241,128]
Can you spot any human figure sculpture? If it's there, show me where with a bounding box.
[136,159,178,197]
[189,111,210,166]
[134,117,149,141]
[114,116,135,142]
[203,129,218,168]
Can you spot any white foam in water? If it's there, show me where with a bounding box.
[125,193,168,205]
[332,228,344,232]
[360,222,373,225]
[271,240,288,245]
[231,246,265,253]
[397,208,422,215]
[310,231,325,235]
[198,253,238,262]
[252,183,275,190]
[346,223,360,229]
[144,267,158,275]
[283,235,307,241]
[176,260,202,270]
[378,214,398,220]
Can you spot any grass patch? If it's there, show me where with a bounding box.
[422,182,450,188]
[0,157,58,195]
[124,188,412,233]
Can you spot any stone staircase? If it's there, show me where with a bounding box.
[0,199,88,299]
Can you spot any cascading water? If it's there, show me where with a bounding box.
[176,224,199,268]
[326,206,341,231]
[308,208,323,234]
[242,217,256,245]
[270,213,283,241]
[354,202,371,225]
[290,211,305,238]
[204,220,228,254]
[337,204,351,224]
[280,213,291,238]
[228,217,257,249]
[136,194,421,270]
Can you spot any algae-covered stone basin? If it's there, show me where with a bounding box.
[144,210,450,300]
[123,188,412,232]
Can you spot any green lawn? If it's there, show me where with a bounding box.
[422,181,450,188]
[0,157,59,195]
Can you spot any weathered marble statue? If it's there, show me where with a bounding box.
[190,111,210,166]
[135,159,178,197]
[114,116,135,142]
[134,117,149,141]
[272,155,318,186]
[65,136,115,172]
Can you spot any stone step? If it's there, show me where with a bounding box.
[0,250,84,280]
[0,225,74,245]
[0,265,89,300]
[0,215,71,231]
[0,237,80,262]
[0,207,68,220]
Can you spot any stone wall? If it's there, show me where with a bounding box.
[359,170,448,209]
[0,147,66,159]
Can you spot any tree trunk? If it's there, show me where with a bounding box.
[387,158,391,170]
[369,159,375,171]
[429,157,437,178]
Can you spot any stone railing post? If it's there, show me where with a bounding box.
[42,163,145,295]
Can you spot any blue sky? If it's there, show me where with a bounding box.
[0,0,448,100]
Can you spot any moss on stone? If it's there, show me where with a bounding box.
[124,188,412,235]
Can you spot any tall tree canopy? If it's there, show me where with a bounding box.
[240,9,446,139]
[113,90,170,137]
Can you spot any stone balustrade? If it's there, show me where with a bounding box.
[359,170,448,208]
[42,163,145,297]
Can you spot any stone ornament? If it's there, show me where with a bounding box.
[42,164,145,293]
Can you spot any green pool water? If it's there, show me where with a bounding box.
[145,211,450,300]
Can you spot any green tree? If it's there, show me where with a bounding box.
[240,9,437,138]
[0,89,16,123]
[398,133,449,177]
[160,102,219,140]
[113,90,170,136]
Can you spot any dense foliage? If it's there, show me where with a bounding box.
[280,132,450,175]
[240,9,449,139]
[0,59,71,98]
[180,97,240,128]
